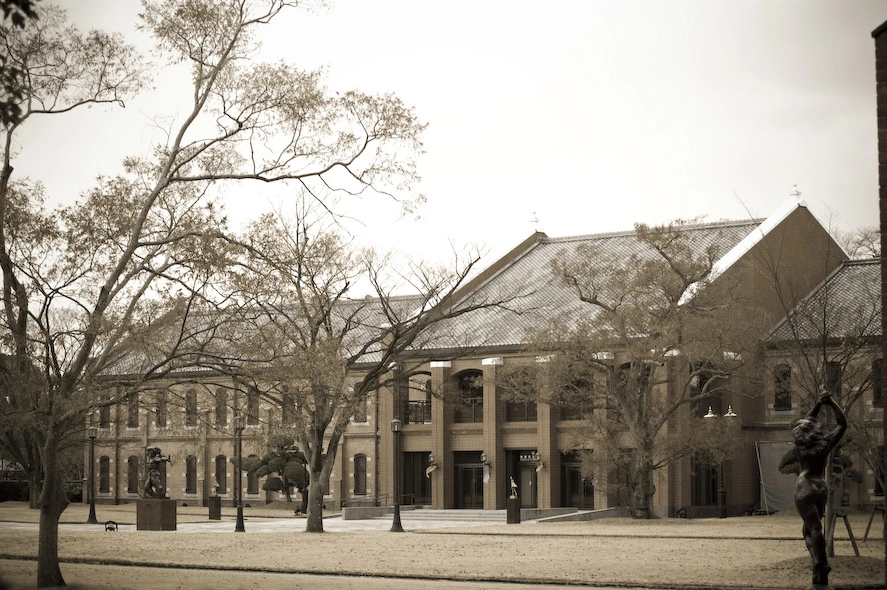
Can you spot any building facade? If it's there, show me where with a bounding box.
[87,198,883,518]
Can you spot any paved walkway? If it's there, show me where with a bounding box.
[0,513,504,533]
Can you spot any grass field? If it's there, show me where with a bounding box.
[0,501,883,589]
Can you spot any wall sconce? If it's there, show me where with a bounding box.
[480,452,491,484]
[425,452,438,478]
[533,451,545,473]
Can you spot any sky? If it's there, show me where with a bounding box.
[13,0,887,265]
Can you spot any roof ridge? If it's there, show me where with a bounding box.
[543,217,763,244]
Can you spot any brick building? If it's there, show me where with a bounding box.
[87,197,877,518]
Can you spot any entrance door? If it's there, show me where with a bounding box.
[506,450,538,508]
[403,452,431,505]
[562,463,594,509]
[518,465,536,508]
[455,466,484,508]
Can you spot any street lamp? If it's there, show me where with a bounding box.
[390,417,404,532]
[704,405,738,518]
[86,427,98,525]
[233,415,245,532]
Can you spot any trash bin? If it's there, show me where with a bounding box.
[208,495,221,520]
[506,497,521,524]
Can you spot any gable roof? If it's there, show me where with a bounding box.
[768,258,881,343]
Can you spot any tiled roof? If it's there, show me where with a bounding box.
[430,218,763,350]
[768,258,881,342]
[107,206,808,376]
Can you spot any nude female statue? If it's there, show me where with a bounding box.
[792,391,846,589]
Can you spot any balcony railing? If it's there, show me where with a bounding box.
[403,400,432,424]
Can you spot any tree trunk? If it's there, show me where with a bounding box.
[305,472,325,533]
[282,476,292,503]
[36,431,69,587]
[631,448,655,519]
[28,467,41,509]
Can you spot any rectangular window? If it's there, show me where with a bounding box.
[247,389,259,425]
[875,446,884,497]
[873,359,883,408]
[774,364,792,411]
[352,396,368,423]
[215,388,227,425]
[281,388,295,425]
[185,389,198,426]
[825,361,842,397]
[505,401,537,422]
[155,391,167,428]
[127,393,139,428]
[127,456,140,493]
[99,395,111,428]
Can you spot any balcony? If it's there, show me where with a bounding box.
[403,400,432,424]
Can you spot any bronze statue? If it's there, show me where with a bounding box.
[143,446,171,498]
[792,391,846,589]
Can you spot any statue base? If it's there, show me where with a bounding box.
[506,497,521,524]
[805,586,833,590]
[136,498,177,531]
[207,495,221,520]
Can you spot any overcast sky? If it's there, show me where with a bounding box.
[15,0,887,263]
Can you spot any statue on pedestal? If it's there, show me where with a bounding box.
[143,446,171,498]
[792,391,846,589]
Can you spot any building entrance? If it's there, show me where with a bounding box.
[402,452,431,505]
[454,451,484,508]
[561,462,594,509]
[506,450,538,508]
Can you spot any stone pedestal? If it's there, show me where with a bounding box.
[207,496,221,520]
[136,498,177,531]
[506,497,521,524]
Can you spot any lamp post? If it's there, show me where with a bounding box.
[390,417,404,532]
[86,427,98,524]
[234,415,245,532]
[704,405,737,518]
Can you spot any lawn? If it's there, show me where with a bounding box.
[0,502,883,589]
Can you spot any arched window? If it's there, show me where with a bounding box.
[247,455,259,494]
[354,454,367,495]
[186,455,198,494]
[404,373,432,424]
[99,456,110,493]
[127,455,140,493]
[774,364,792,411]
[352,391,368,423]
[215,455,227,495]
[454,370,483,423]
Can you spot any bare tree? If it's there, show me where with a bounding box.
[197,205,527,532]
[837,226,880,260]
[0,2,426,585]
[519,219,765,518]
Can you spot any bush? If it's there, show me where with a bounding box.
[0,481,28,502]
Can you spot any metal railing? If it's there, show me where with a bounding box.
[404,400,432,424]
